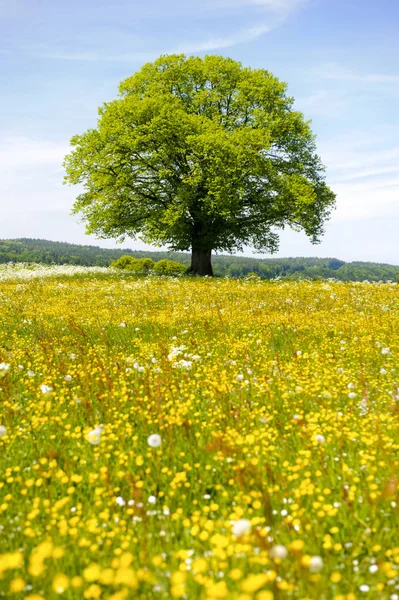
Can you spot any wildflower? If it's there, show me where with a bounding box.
[86,425,103,445]
[40,384,53,395]
[359,585,370,592]
[148,495,157,504]
[147,434,162,448]
[308,556,323,572]
[316,434,326,444]
[52,573,69,593]
[64,374,73,381]
[232,519,251,537]
[369,564,378,573]
[0,425,7,437]
[241,573,269,593]
[269,545,288,560]
[116,496,126,507]
[9,577,25,592]
[381,347,390,354]
[0,362,10,377]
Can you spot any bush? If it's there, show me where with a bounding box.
[110,256,154,273]
[139,258,155,273]
[153,259,187,276]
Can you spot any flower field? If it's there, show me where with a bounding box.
[1,270,399,600]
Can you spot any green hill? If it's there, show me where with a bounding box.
[0,238,398,282]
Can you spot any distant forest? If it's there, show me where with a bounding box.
[1,238,399,282]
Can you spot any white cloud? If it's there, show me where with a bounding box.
[171,24,272,54]
[0,136,68,169]
[30,0,308,61]
[295,89,349,118]
[32,24,272,61]
[316,130,399,223]
[312,63,399,87]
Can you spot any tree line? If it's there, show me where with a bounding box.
[1,239,398,282]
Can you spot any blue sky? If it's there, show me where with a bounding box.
[1,0,399,263]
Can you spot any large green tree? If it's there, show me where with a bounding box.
[64,54,335,275]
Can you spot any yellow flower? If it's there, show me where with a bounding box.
[192,558,208,574]
[84,583,102,599]
[241,573,269,593]
[256,592,274,600]
[10,577,25,593]
[205,580,229,598]
[71,576,83,587]
[83,563,101,582]
[114,567,138,587]
[289,539,305,552]
[108,590,129,600]
[52,573,70,594]
[0,551,23,572]
[229,569,243,581]
[99,568,115,585]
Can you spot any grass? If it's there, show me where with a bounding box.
[0,270,399,599]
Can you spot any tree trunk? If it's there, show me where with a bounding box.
[189,248,213,276]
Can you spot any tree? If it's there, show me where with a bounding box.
[63,54,336,276]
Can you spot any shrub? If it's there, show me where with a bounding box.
[153,259,187,276]
[110,256,154,273]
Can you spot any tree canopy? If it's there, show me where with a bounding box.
[64,54,336,275]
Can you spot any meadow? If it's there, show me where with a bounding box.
[0,266,399,600]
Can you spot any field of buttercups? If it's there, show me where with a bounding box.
[0,266,399,599]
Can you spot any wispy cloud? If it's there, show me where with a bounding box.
[313,63,399,86]
[317,130,399,222]
[29,0,308,61]
[32,24,272,61]
[295,89,349,118]
[0,136,68,169]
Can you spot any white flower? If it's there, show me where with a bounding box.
[147,434,162,448]
[173,360,192,370]
[119,323,127,327]
[86,425,103,445]
[359,585,370,592]
[308,556,323,572]
[381,347,390,355]
[369,564,378,573]
[232,519,251,537]
[348,392,357,399]
[27,370,35,377]
[116,496,126,506]
[380,368,387,375]
[316,434,326,444]
[64,374,73,381]
[0,364,9,379]
[0,425,7,437]
[236,373,244,381]
[40,384,53,395]
[148,495,157,504]
[270,545,288,560]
